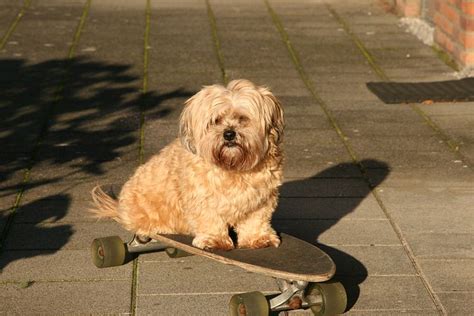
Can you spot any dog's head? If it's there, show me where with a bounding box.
[179,79,284,171]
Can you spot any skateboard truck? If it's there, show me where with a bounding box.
[229,278,344,315]
[270,279,312,311]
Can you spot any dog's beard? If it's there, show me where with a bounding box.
[213,142,254,171]
[199,132,264,171]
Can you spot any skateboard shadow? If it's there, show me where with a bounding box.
[272,159,390,311]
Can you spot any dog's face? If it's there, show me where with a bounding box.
[179,79,284,171]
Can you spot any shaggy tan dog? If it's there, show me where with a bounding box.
[90,79,284,250]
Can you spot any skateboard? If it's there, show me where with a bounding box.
[91,233,347,315]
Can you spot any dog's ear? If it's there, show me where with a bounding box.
[180,85,224,154]
[259,87,284,146]
[179,94,198,154]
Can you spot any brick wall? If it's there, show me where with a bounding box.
[389,0,474,68]
[393,0,422,17]
[433,0,474,67]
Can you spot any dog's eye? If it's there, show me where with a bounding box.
[238,115,249,124]
[213,116,222,125]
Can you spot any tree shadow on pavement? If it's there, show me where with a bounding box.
[0,56,195,269]
[0,194,73,272]
[273,159,390,312]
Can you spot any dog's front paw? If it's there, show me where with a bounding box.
[192,234,235,251]
[238,232,281,249]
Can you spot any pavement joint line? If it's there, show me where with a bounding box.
[265,1,448,315]
[341,274,418,277]
[130,1,152,314]
[0,0,91,254]
[277,218,390,221]
[350,308,437,312]
[279,196,376,199]
[436,290,473,294]
[0,278,129,285]
[277,196,374,198]
[324,4,450,315]
[324,244,404,247]
[0,0,31,50]
[205,0,228,85]
[325,3,472,169]
[138,291,279,297]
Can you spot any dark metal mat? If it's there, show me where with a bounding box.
[367,77,474,104]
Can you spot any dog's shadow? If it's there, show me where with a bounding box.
[272,159,390,311]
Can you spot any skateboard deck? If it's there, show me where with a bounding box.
[153,233,335,283]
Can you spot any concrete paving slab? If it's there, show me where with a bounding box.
[376,187,474,232]
[404,232,473,259]
[137,294,231,316]
[138,255,278,295]
[1,2,85,63]
[348,135,449,152]
[275,195,386,220]
[280,178,371,198]
[284,114,333,130]
[342,276,437,312]
[18,179,119,207]
[0,1,23,33]
[12,194,95,224]
[0,162,26,213]
[419,259,473,292]
[0,249,130,281]
[284,129,345,148]
[0,280,131,314]
[359,150,465,170]
[273,218,400,246]
[367,166,474,186]
[437,292,474,316]
[326,245,416,277]
[283,158,362,179]
[4,221,131,250]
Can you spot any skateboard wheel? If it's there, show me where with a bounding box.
[307,281,347,316]
[165,247,193,258]
[229,291,269,316]
[91,236,127,268]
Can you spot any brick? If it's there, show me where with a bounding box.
[438,0,461,25]
[460,29,474,48]
[460,50,474,64]
[434,11,455,36]
[461,14,474,31]
[461,1,474,15]
[435,28,456,54]
[395,0,422,17]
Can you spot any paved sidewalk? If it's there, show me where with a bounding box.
[0,0,473,315]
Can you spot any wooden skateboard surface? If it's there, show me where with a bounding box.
[153,233,335,282]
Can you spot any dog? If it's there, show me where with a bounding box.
[90,79,284,250]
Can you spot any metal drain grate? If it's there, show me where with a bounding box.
[366,77,474,104]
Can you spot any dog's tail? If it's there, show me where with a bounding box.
[89,185,120,221]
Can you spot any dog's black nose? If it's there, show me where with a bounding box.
[223,129,236,141]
